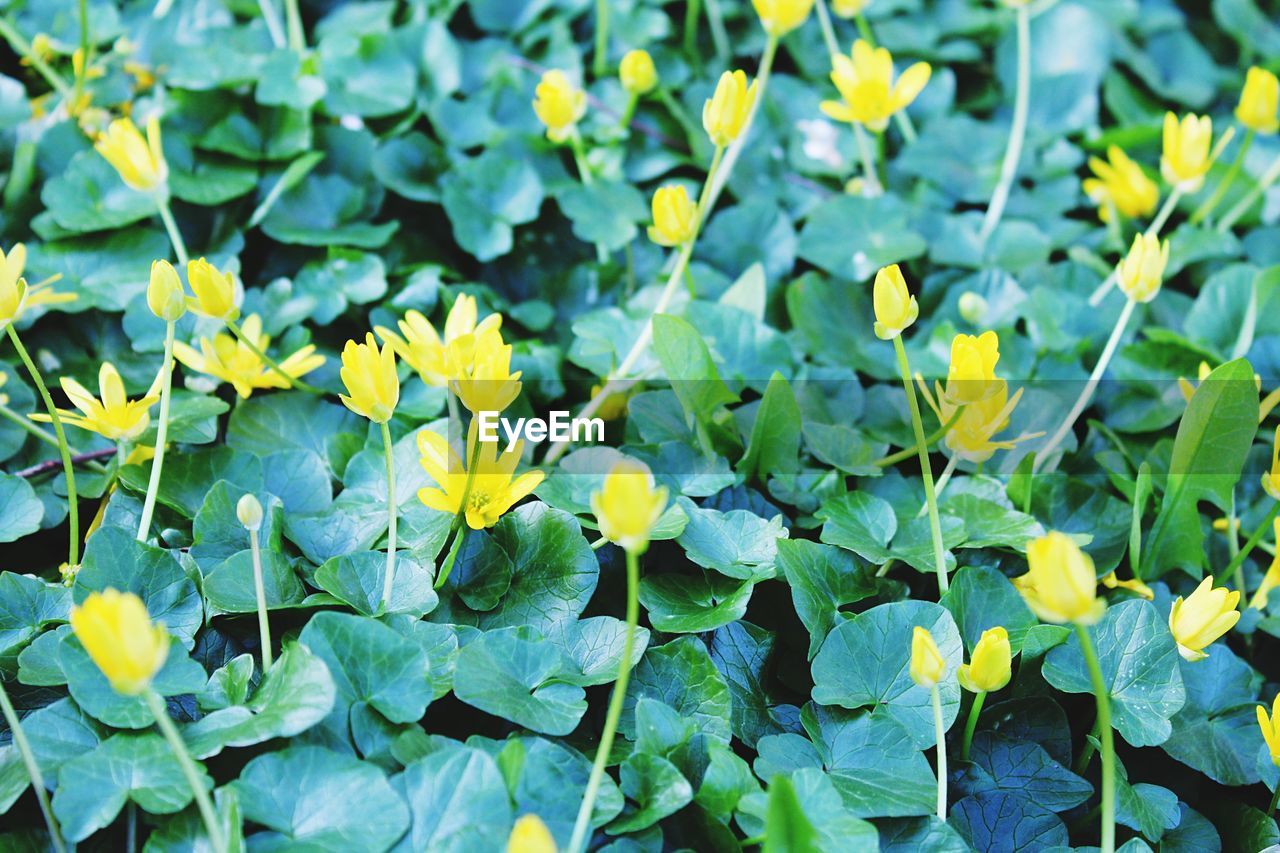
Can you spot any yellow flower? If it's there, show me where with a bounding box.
[703,70,757,147]
[909,626,946,688]
[1161,112,1226,194]
[830,0,869,17]
[1177,362,1213,404]
[1237,67,1279,135]
[173,314,325,399]
[70,589,169,696]
[592,382,632,420]
[752,0,815,36]
[591,458,669,554]
[944,331,1001,405]
[451,327,523,415]
[1259,695,1280,766]
[1248,520,1280,609]
[1015,531,1104,625]
[147,259,186,322]
[957,626,1011,693]
[30,362,159,442]
[533,70,586,144]
[417,421,544,530]
[1101,571,1154,600]
[1082,146,1159,222]
[872,263,918,340]
[1263,425,1280,501]
[1168,577,1240,662]
[339,333,399,423]
[94,116,167,193]
[376,294,501,388]
[620,49,658,96]
[820,40,931,133]
[0,243,74,329]
[185,258,240,322]
[647,184,698,247]
[507,814,556,853]
[1115,233,1170,304]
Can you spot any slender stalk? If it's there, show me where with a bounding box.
[892,335,949,594]
[592,0,609,79]
[0,19,71,96]
[1218,151,1280,233]
[283,0,305,53]
[0,402,67,450]
[703,0,729,65]
[249,528,272,671]
[1192,129,1254,225]
[618,93,639,130]
[136,321,175,541]
[224,318,321,394]
[1076,625,1115,853]
[7,326,78,566]
[854,125,882,195]
[855,14,876,45]
[924,454,960,515]
[814,0,840,58]
[73,0,89,106]
[1220,501,1280,589]
[1033,298,1136,473]
[683,0,701,59]
[703,35,779,212]
[931,684,947,819]
[1146,187,1183,237]
[380,420,397,610]
[568,547,641,853]
[569,131,609,264]
[960,690,986,762]
[979,4,1030,245]
[875,409,965,468]
[144,690,226,853]
[1269,782,1280,816]
[155,196,190,268]
[0,679,66,853]
[1074,718,1101,774]
[257,0,286,49]
[434,436,483,590]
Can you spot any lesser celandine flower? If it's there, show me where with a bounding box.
[174,314,324,399]
[1083,146,1159,222]
[957,627,1011,693]
[1263,425,1280,500]
[0,243,73,330]
[1101,571,1154,600]
[70,589,169,695]
[376,294,500,388]
[648,185,698,247]
[417,422,544,530]
[30,362,158,442]
[592,458,668,554]
[821,40,931,133]
[1168,577,1240,662]
[752,0,815,37]
[944,331,1001,405]
[1260,696,1280,769]
[703,70,757,147]
[619,49,658,96]
[909,626,946,688]
[1016,531,1104,625]
[872,263,918,340]
[95,116,168,193]
[507,815,556,853]
[147,259,186,322]
[185,258,240,322]
[533,70,586,143]
[339,333,399,423]
[1237,67,1279,135]
[830,0,868,16]
[1248,520,1280,609]
[1115,233,1170,304]
[1161,112,1219,193]
[451,327,523,415]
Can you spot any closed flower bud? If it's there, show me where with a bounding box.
[186,258,240,322]
[830,0,869,18]
[1116,233,1170,304]
[957,291,988,325]
[909,626,946,688]
[533,70,586,144]
[703,70,757,147]
[957,626,1011,693]
[147,259,186,321]
[647,184,698,247]
[1236,67,1279,136]
[591,458,669,554]
[944,331,1001,405]
[1169,577,1240,662]
[1259,696,1280,767]
[507,814,556,853]
[236,493,264,532]
[95,116,168,193]
[1162,112,1228,194]
[1015,531,1104,625]
[619,49,658,96]
[70,589,169,695]
[339,333,400,423]
[872,264,918,340]
[752,0,815,37]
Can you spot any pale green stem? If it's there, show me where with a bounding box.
[618,93,639,130]
[568,547,640,853]
[814,0,841,58]
[569,131,609,264]
[875,409,965,468]
[434,436,482,590]
[144,690,226,853]
[931,684,947,819]
[224,318,322,394]
[155,195,190,268]
[960,690,986,762]
[979,5,1030,245]
[892,335,949,594]
[380,420,397,610]
[1076,625,1115,853]
[920,454,959,517]
[855,14,876,45]
[854,125,882,195]
[0,678,66,853]
[283,0,304,53]
[257,0,286,48]
[703,35,779,212]
[1145,187,1184,237]
[1218,151,1280,233]
[1033,297,1136,473]
[7,326,78,566]
[0,19,71,96]
[136,320,175,541]
[703,0,729,65]
[683,0,701,59]
[1192,128,1254,225]
[1220,501,1280,589]
[0,402,66,450]
[592,0,609,78]
[249,528,272,671]
[1269,783,1280,816]
[74,0,89,106]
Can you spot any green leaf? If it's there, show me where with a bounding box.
[40,150,156,233]
[622,636,733,743]
[606,752,694,834]
[452,626,587,736]
[441,148,544,262]
[776,540,879,659]
[1162,644,1263,786]
[676,500,788,581]
[557,180,648,251]
[817,491,897,564]
[392,744,513,852]
[0,571,69,660]
[651,314,739,436]
[959,731,1092,813]
[740,373,802,480]
[319,32,416,117]
[941,566,1038,654]
[797,195,927,280]
[0,476,43,543]
[202,548,306,616]
[762,774,821,853]
[58,633,207,729]
[227,393,362,473]
[804,707,939,818]
[639,572,754,633]
[950,791,1069,851]
[738,767,880,851]
[313,551,438,617]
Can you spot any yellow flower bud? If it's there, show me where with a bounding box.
[237,493,264,532]
[830,0,869,18]
[70,589,169,696]
[1161,112,1226,194]
[619,49,658,96]
[147,259,186,322]
[1263,425,1280,501]
[1116,233,1170,304]
[1236,67,1279,136]
[1258,695,1280,767]
[909,626,946,689]
[507,814,556,853]
[872,263,918,340]
[591,458,669,554]
[703,70,757,147]
[339,333,400,423]
[1083,145,1159,223]
[94,116,168,194]
[647,184,698,247]
[450,327,523,415]
[1168,577,1240,662]
[0,243,27,326]
[1015,531,1104,625]
[533,70,587,144]
[957,626,1011,693]
[944,331,1001,405]
[185,258,240,322]
[752,0,815,37]
[957,291,987,325]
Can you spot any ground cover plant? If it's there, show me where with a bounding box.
[2,0,1280,850]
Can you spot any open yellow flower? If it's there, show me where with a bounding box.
[752,0,815,37]
[1116,233,1170,304]
[944,331,1001,405]
[1260,695,1280,767]
[1015,531,1104,625]
[451,327,523,415]
[507,814,556,853]
[94,116,168,193]
[909,626,946,688]
[872,263,918,340]
[1083,146,1159,222]
[173,313,324,399]
[820,40,931,133]
[1162,112,1228,194]
[70,589,169,695]
[533,70,586,143]
[1248,520,1280,609]
[648,184,698,247]
[591,458,669,554]
[375,294,500,388]
[620,49,658,96]
[1263,425,1280,501]
[30,362,159,442]
[1237,67,1279,135]
[185,258,239,322]
[957,626,1011,693]
[417,421,544,530]
[1168,577,1240,662]
[1101,571,1154,600]
[0,243,74,329]
[703,70,757,147]
[339,333,399,423]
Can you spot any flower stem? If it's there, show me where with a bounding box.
[960,690,986,762]
[1217,151,1280,233]
[919,454,960,518]
[683,0,701,59]
[73,0,89,106]
[855,14,876,46]
[0,19,71,96]
[155,196,190,268]
[0,401,68,451]
[1076,624,1115,853]
[434,435,483,590]
[1220,500,1280,589]
[1269,782,1280,816]
[875,409,965,468]
[892,335,949,594]
[0,678,66,853]
[931,684,948,819]
[1033,297,1136,473]
[1192,129,1254,226]
[1146,187,1184,237]
[257,0,286,49]
[854,124,883,195]
[144,690,226,853]
[814,0,840,58]
[703,34,779,212]
[979,4,1031,246]
[568,547,641,853]
[6,326,78,566]
[249,527,272,671]
[224,318,322,394]
[569,131,609,264]
[283,0,305,53]
[592,0,609,79]
[703,0,729,65]
[380,420,397,611]
[136,320,175,541]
